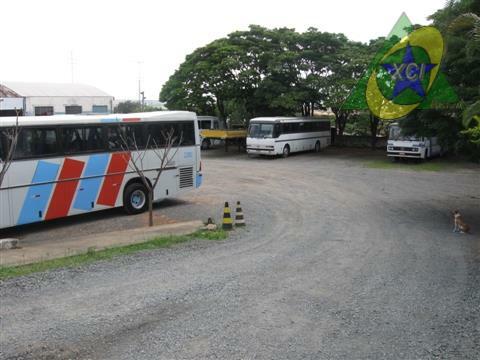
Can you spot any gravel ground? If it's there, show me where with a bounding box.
[1,148,479,359]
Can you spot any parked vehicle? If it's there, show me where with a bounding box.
[0,111,202,229]
[387,123,443,160]
[246,117,331,157]
[198,116,222,150]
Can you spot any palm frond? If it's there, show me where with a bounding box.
[449,13,480,42]
[463,100,480,128]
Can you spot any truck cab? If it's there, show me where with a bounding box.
[387,124,442,160]
[198,116,224,150]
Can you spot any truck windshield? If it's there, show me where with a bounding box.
[389,126,420,141]
[249,123,275,138]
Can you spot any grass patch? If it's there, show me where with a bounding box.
[365,159,445,172]
[0,228,228,281]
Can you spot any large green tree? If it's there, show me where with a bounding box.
[160,26,361,125]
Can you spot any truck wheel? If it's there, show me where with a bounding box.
[282,145,290,158]
[201,139,211,150]
[123,183,148,215]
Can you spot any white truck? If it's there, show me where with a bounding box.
[387,123,443,161]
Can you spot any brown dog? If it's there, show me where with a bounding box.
[453,210,471,234]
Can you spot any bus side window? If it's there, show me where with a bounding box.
[14,127,59,159]
[148,122,170,147]
[0,129,6,161]
[179,122,195,146]
[273,124,281,138]
[121,125,145,149]
[62,127,83,154]
[106,126,123,151]
[84,126,105,151]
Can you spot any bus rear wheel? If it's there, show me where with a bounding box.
[123,183,148,215]
[282,145,290,158]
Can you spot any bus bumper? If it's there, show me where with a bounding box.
[387,152,423,158]
[246,148,276,156]
[196,173,203,188]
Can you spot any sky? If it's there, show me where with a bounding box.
[0,0,446,101]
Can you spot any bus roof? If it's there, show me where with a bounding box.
[0,111,197,127]
[250,117,330,123]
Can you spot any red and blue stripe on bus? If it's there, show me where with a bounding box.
[17,153,130,225]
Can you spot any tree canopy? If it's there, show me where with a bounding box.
[160,26,371,126]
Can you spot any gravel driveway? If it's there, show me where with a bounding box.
[1,148,479,359]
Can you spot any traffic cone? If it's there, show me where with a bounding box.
[222,202,233,230]
[235,201,245,227]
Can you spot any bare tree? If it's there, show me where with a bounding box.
[0,110,20,188]
[118,126,183,227]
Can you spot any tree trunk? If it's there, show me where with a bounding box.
[148,188,154,227]
[369,114,379,150]
[311,102,314,117]
[216,97,226,123]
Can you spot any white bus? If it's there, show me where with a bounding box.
[246,117,331,157]
[0,111,202,229]
[387,123,443,160]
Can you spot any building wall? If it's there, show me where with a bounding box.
[0,97,24,110]
[24,96,113,116]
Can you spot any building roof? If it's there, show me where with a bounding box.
[0,81,113,98]
[0,84,21,97]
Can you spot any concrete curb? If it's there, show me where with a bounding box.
[0,220,204,267]
[0,238,20,250]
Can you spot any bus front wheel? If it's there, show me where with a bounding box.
[123,183,148,215]
[282,145,290,158]
[314,141,321,153]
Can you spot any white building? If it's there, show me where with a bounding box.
[0,82,114,116]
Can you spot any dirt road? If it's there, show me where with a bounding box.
[1,149,479,359]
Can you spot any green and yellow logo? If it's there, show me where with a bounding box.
[344,13,458,120]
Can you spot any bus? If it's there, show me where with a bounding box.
[246,117,331,157]
[0,111,202,229]
[387,123,443,160]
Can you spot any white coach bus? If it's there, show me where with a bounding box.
[387,123,443,160]
[0,111,202,229]
[246,117,331,157]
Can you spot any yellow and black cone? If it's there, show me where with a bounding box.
[235,201,245,227]
[222,202,233,230]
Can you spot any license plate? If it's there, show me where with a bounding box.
[399,152,405,155]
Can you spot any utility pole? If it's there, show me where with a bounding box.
[137,61,144,106]
[140,91,146,111]
[70,51,75,83]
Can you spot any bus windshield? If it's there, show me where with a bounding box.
[249,123,275,138]
[389,126,420,141]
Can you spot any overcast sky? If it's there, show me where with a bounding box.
[0,0,445,101]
